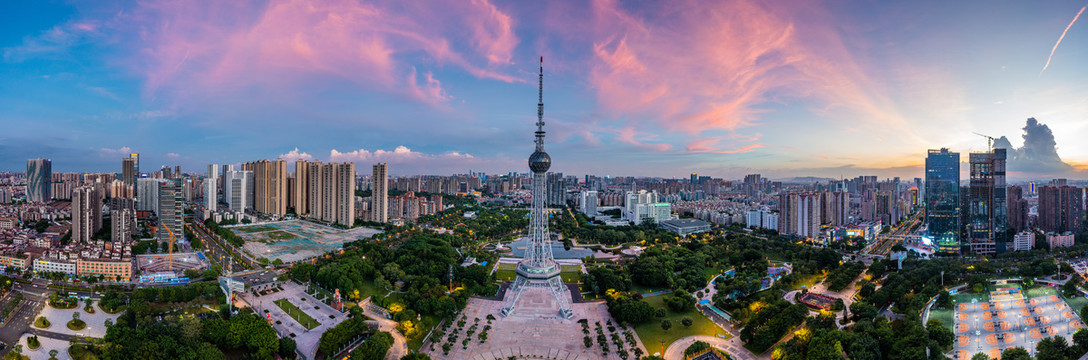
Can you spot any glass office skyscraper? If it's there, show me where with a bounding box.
[925,148,960,254]
[26,158,52,202]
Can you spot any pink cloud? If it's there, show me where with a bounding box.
[685,137,764,154]
[615,127,671,152]
[548,0,910,144]
[126,0,521,103]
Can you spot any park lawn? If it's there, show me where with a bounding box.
[790,273,826,290]
[633,294,728,354]
[267,231,297,241]
[1065,295,1088,315]
[929,309,955,332]
[274,298,320,330]
[307,284,336,302]
[560,264,582,272]
[407,314,443,351]
[952,292,989,304]
[560,270,582,283]
[237,225,277,233]
[631,283,671,295]
[1026,286,1057,298]
[356,280,384,302]
[494,269,517,282]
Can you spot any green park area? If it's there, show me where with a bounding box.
[274,298,320,330]
[633,294,729,354]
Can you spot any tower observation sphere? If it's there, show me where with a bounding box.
[529,150,551,173]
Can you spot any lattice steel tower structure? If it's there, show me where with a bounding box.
[500,57,573,319]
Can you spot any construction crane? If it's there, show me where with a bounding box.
[973,132,997,150]
[161,222,177,272]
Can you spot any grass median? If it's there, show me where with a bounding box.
[274,298,320,330]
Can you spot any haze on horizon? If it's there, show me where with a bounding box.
[1,1,1087,181]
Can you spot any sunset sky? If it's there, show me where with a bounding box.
[2,0,1087,180]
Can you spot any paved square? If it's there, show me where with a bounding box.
[17,333,73,360]
[952,288,1081,360]
[240,281,346,360]
[425,289,647,360]
[37,302,121,338]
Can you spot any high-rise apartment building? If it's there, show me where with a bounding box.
[242,160,287,216]
[224,170,252,212]
[1038,183,1084,234]
[294,160,312,216]
[777,192,821,239]
[206,164,219,212]
[824,191,849,226]
[967,149,1006,254]
[72,185,103,242]
[1006,186,1029,233]
[157,179,183,243]
[26,158,52,202]
[122,154,139,195]
[293,161,356,226]
[111,208,136,242]
[136,178,166,212]
[546,172,567,206]
[371,163,388,223]
[925,148,960,254]
[580,190,598,216]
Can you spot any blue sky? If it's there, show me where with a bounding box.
[2,0,1087,180]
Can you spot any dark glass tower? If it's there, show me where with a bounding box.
[925,148,960,254]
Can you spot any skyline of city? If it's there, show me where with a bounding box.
[3,1,1088,179]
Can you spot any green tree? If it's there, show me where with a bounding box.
[1000,347,1031,360]
[48,349,59,360]
[1036,336,1072,360]
[280,337,298,359]
[970,353,989,360]
[1074,329,1088,354]
[926,319,955,350]
[684,341,710,356]
[400,355,432,360]
[660,319,672,331]
[681,317,693,327]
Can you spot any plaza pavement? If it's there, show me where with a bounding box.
[426,289,647,360]
[241,281,346,360]
[16,333,72,360]
[37,302,120,339]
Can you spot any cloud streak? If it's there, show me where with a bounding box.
[1040,3,1087,75]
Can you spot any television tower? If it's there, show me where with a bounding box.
[500,57,573,319]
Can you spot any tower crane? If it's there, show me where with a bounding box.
[160,222,177,272]
[972,132,997,151]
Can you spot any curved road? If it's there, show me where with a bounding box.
[360,299,408,360]
[663,335,754,360]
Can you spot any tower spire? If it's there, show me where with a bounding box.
[535,56,545,152]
